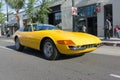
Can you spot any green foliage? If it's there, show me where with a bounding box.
[33,0,53,23]
[0,12,6,24]
[5,0,25,27]
[0,2,2,8]
[5,0,25,11]
[0,2,6,24]
[26,0,36,21]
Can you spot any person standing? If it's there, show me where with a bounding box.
[114,25,120,38]
[104,18,111,39]
[6,28,10,37]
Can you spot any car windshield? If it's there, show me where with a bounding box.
[33,24,58,31]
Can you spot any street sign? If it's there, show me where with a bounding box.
[72,7,77,16]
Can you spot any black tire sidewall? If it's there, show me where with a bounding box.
[15,38,24,51]
[42,39,59,60]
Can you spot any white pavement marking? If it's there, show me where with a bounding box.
[0,46,14,51]
[110,74,120,79]
[2,40,14,43]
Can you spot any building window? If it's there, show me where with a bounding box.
[78,4,97,17]
[54,12,61,25]
[55,12,61,21]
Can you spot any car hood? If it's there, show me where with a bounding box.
[50,30,101,45]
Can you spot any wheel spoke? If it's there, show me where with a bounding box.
[44,42,53,58]
[42,39,59,60]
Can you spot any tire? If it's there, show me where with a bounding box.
[42,39,59,60]
[15,38,24,51]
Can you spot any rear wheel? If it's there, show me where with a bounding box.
[42,39,59,60]
[15,38,24,51]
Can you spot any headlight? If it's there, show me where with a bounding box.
[57,40,75,46]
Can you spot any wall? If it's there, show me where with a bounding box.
[97,2,104,37]
[61,0,73,31]
[112,0,120,27]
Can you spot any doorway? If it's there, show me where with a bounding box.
[104,4,113,37]
[87,17,97,36]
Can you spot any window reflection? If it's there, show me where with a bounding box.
[78,4,97,17]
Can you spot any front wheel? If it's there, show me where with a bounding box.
[42,39,59,60]
[15,38,24,51]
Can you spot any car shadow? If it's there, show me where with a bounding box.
[6,45,84,61]
[6,45,43,58]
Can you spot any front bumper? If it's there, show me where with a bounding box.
[56,43,102,55]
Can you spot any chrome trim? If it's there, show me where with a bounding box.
[69,43,101,50]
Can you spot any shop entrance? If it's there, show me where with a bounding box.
[104,4,113,37]
[87,17,97,36]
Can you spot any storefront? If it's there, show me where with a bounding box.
[76,4,97,35]
[48,5,62,27]
[4,0,120,37]
[51,0,120,37]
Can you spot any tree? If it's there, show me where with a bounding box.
[33,0,53,23]
[0,2,6,24]
[0,2,1,11]
[25,0,37,22]
[5,0,25,27]
[0,12,6,24]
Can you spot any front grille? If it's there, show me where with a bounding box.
[69,43,101,50]
[81,44,98,48]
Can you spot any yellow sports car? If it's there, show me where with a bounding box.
[13,23,101,60]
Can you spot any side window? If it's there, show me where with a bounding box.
[24,25,32,32]
[33,24,38,31]
[24,26,29,31]
[28,26,32,32]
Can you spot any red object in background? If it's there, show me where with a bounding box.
[118,27,120,30]
[114,25,120,32]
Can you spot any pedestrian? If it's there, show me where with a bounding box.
[104,18,112,39]
[82,25,87,32]
[6,28,10,37]
[115,25,120,38]
[114,25,118,37]
[1,31,4,35]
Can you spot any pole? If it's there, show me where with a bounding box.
[72,0,75,31]
[6,3,8,22]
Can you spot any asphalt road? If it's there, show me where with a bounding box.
[0,38,120,80]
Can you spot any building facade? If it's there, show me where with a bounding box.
[50,0,120,37]
[6,0,120,37]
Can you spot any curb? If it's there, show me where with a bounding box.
[102,42,120,47]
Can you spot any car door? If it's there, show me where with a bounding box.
[20,25,33,48]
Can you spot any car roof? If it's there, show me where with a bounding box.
[32,23,54,26]
[28,23,55,27]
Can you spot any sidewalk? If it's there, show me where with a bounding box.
[0,35,13,39]
[100,37,120,47]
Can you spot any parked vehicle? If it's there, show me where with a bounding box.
[13,23,102,60]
